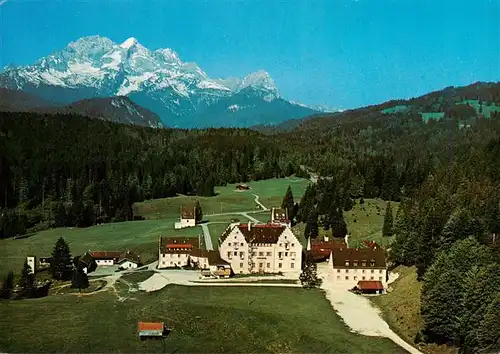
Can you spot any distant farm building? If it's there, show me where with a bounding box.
[74,252,98,274]
[236,184,251,191]
[158,236,201,268]
[137,322,165,340]
[174,205,197,229]
[87,250,140,268]
[26,256,36,274]
[354,280,385,294]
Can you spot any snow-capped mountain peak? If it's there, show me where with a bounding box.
[120,37,139,49]
[0,35,319,127]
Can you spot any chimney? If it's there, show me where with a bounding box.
[248,221,251,231]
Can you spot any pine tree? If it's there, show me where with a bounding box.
[331,210,348,239]
[19,261,35,298]
[299,260,322,289]
[304,209,319,239]
[382,201,394,236]
[195,200,203,223]
[50,237,74,280]
[281,185,295,220]
[71,266,89,291]
[0,271,14,299]
[476,293,500,351]
[142,174,153,200]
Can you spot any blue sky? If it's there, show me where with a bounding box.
[1,0,499,109]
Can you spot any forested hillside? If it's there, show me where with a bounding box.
[1,82,499,351]
[0,112,297,237]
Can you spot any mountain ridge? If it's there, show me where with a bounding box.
[0,88,162,128]
[0,36,319,128]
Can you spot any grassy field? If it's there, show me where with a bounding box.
[344,198,398,248]
[372,266,422,345]
[135,177,310,220]
[0,219,202,277]
[0,285,407,353]
[292,198,398,249]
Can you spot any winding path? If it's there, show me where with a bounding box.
[252,194,268,211]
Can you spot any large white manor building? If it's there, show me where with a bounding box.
[218,221,303,274]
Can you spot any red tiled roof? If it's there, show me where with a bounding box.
[138,322,164,332]
[357,280,384,291]
[160,237,200,254]
[89,251,122,260]
[363,240,381,249]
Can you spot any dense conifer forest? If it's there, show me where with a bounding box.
[1,82,499,351]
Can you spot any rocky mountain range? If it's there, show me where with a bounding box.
[0,36,319,128]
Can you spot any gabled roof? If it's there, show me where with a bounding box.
[138,322,164,332]
[363,240,381,249]
[79,252,96,265]
[117,251,140,264]
[181,205,196,219]
[331,247,386,269]
[357,280,384,291]
[236,223,286,244]
[271,208,288,220]
[89,251,122,260]
[160,237,200,254]
[206,250,230,266]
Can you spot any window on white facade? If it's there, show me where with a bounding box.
[279,243,282,247]
[370,276,374,280]
[362,276,366,280]
[337,276,340,280]
[362,269,365,273]
[240,252,245,256]
[285,252,288,256]
[239,263,243,268]
[354,276,357,280]
[279,252,283,257]
[337,269,341,273]
[266,252,272,256]
[345,276,349,280]
[170,262,173,265]
[278,263,282,268]
[379,277,383,281]
[259,252,264,256]
[178,254,181,258]
[291,252,296,257]
[345,269,349,273]
[162,261,165,265]
[379,270,383,273]
[259,263,263,268]
[228,243,232,246]
[240,243,244,246]
[291,263,294,268]
[291,243,295,247]
[267,263,270,268]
